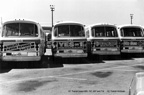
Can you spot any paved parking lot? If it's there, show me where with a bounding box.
[0,56,144,95]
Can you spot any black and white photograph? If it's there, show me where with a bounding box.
[0,0,144,95]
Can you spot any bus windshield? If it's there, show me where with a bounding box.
[2,23,38,37]
[91,26,118,37]
[120,27,143,37]
[54,25,85,37]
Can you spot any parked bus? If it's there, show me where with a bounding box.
[129,72,144,95]
[0,20,48,67]
[118,25,144,55]
[48,21,87,58]
[86,23,120,59]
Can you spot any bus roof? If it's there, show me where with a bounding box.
[86,23,117,28]
[54,21,84,26]
[3,20,39,25]
[118,24,143,28]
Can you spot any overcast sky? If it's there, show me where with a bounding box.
[0,0,144,26]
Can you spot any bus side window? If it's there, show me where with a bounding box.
[120,29,124,37]
[143,29,144,36]
[40,29,43,37]
[78,30,85,37]
[92,29,95,37]
[106,31,111,37]
[34,25,38,36]
[54,28,58,37]
[86,29,89,38]
[41,29,44,38]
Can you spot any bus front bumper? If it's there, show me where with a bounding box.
[54,53,87,58]
[121,49,144,53]
[92,51,120,55]
[1,56,41,61]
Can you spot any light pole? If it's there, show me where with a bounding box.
[50,5,55,27]
[130,14,133,24]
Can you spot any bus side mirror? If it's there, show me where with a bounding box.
[47,33,51,41]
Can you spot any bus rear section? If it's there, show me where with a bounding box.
[1,39,42,61]
[86,24,120,56]
[118,25,144,54]
[51,21,87,58]
[0,20,46,65]
[52,39,87,57]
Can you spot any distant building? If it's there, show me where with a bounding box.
[42,26,52,35]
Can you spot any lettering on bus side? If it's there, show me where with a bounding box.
[93,41,117,47]
[58,42,84,49]
[123,41,144,46]
[4,42,35,51]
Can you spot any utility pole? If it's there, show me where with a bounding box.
[50,5,55,27]
[130,14,134,24]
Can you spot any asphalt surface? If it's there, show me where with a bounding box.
[0,55,144,95]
